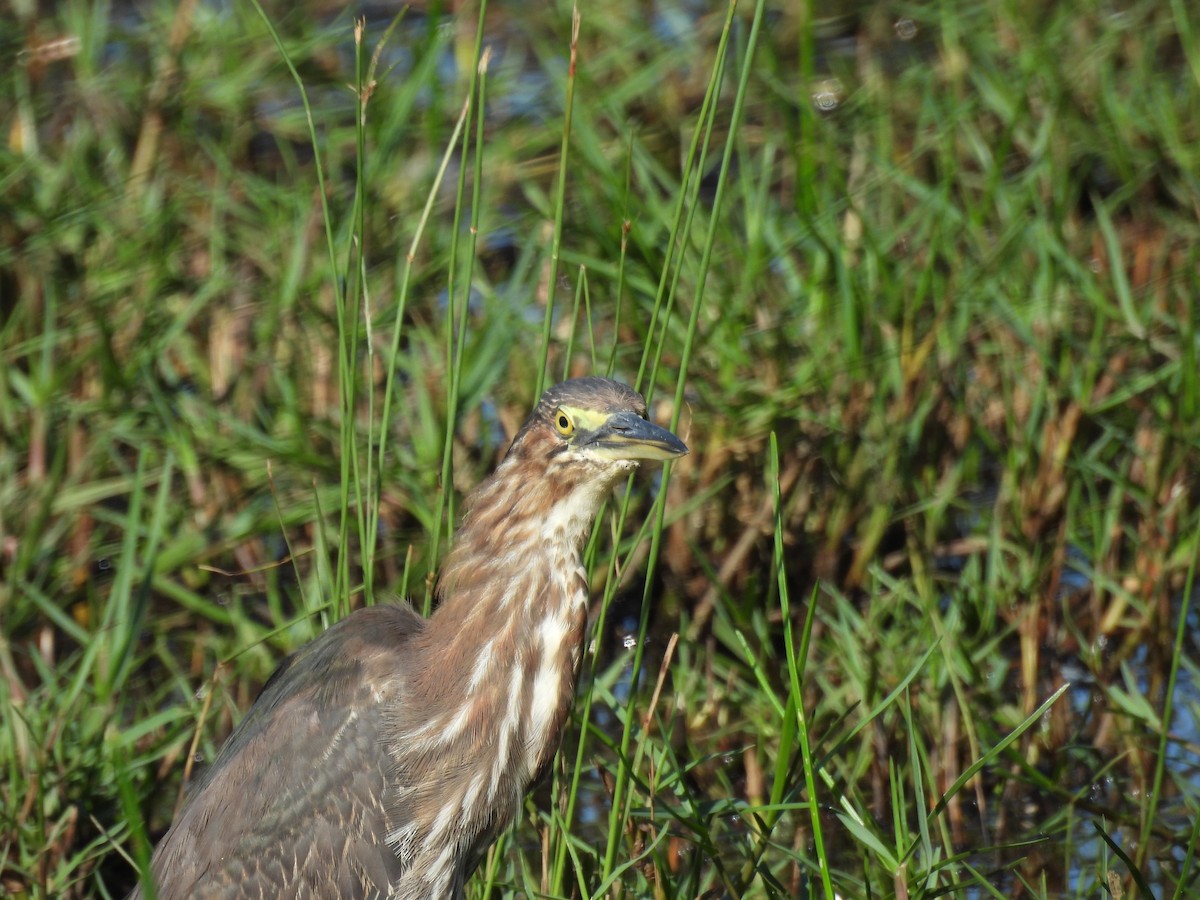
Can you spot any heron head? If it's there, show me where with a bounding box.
[518,376,687,480]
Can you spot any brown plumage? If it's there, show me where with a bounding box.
[131,377,688,900]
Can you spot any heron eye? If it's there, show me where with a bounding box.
[555,411,574,436]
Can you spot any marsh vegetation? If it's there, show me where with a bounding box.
[2,0,1199,896]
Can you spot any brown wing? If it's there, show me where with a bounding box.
[131,604,425,900]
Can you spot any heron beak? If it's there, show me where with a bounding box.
[586,410,689,462]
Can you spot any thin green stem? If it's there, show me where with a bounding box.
[534,3,580,399]
[426,1,489,612]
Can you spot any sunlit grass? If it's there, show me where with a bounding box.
[2,0,1199,897]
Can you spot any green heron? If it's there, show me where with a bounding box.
[132,377,688,900]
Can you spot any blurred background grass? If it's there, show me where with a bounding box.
[2,0,1199,897]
